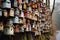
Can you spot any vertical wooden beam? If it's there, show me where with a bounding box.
[46,0,50,9]
[51,0,55,16]
[23,33,27,40]
[27,32,33,40]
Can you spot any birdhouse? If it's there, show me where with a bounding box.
[23,0,29,3]
[13,16,19,23]
[0,8,2,16]
[33,0,36,2]
[3,10,8,17]
[14,25,20,33]
[14,0,18,7]
[0,21,4,31]
[19,18,23,23]
[17,0,22,4]
[6,19,13,25]
[4,27,14,35]
[28,6,32,11]
[32,2,37,9]
[15,8,20,16]
[19,26,24,32]
[9,8,14,17]
[28,25,31,31]
[22,2,27,10]
[24,11,29,17]
[19,4,22,10]
[2,0,11,8]
[20,11,24,17]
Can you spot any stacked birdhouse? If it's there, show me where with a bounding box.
[0,0,51,38]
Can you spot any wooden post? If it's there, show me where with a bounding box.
[46,0,50,9]
[27,32,33,40]
[23,32,27,40]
